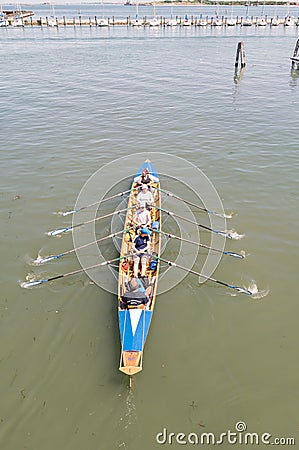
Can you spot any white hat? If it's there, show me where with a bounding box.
[141,184,148,190]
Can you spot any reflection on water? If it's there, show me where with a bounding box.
[290,64,299,87]
[233,66,245,85]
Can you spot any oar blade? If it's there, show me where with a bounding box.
[214,230,232,239]
[61,209,78,217]
[20,279,48,289]
[229,285,252,295]
[47,227,71,237]
[224,251,245,259]
[34,254,63,264]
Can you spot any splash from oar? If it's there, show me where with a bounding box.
[19,253,135,289]
[226,230,245,240]
[33,253,63,264]
[155,207,236,240]
[34,229,129,265]
[246,282,269,300]
[152,230,245,259]
[158,257,254,296]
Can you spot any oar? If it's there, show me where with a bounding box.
[48,206,134,237]
[155,207,233,239]
[156,187,232,219]
[59,189,132,216]
[20,254,131,289]
[158,257,253,296]
[153,230,244,259]
[36,228,130,264]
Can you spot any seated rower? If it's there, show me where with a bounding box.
[131,228,151,278]
[132,204,151,228]
[137,184,154,209]
[136,168,155,187]
[121,278,151,309]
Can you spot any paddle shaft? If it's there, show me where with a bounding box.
[62,189,132,215]
[49,206,135,236]
[71,207,132,231]
[157,187,224,217]
[44,254,130,283]
[156,206,229,238]
[54,228,130,259]
[158,257,252,295]
[155,230,243,258]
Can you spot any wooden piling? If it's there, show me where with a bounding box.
[235,41,246,68]
[290,38,299,67]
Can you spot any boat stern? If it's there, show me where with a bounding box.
[119,351,143,375]
[118,309,153,375]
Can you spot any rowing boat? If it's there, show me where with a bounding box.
[21,158,257,385]
[117,160,161,382]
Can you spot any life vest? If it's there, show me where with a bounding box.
[125,229,136,243]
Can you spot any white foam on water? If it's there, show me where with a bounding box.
[33,254,57,264]
[248,281,270,300]
[19,280,41,289]
[19,273,44,289]
[228,281,269,299]
[32,254,45,265]
[227,229,245,240]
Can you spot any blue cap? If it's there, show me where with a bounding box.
[141,228,152,235]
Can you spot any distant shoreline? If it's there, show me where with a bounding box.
[2,0,298,6]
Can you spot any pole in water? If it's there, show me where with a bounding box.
[291,38,299,68]
[129,376,133,389]
[235,41,246,68]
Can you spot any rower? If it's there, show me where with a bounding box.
[136,168,155,187]
[121,278,151,309]
[132,204,151,228]
[137,184,154,209]
[131,228,151,278]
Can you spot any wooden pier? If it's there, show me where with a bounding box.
[1,12,298,28]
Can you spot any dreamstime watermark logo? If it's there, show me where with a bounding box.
[72,152,227,295]
[155,422,296,446]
